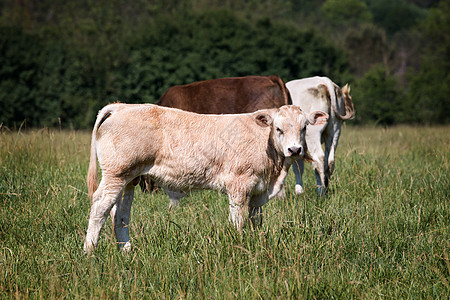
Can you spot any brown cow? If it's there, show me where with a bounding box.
[157,75,291,113]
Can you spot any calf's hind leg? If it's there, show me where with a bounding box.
[84,176,125,254]
[113,177,140,252]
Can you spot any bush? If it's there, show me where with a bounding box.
[406,0,450,124]
[352,65,404,125]
[322,0,372,25]
[113,10,350,103]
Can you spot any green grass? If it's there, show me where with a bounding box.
[0,126,449,299]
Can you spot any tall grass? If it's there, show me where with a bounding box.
[0,126,448,298]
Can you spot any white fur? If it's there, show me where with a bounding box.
[286,76,354,196]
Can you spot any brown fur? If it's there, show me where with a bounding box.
[157,75,291,113]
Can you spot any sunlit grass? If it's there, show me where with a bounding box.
[0,126,448,298]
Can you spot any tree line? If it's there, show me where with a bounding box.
[0,0,448,128]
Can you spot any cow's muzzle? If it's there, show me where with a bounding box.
[288,146,303,157]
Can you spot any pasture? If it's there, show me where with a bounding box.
[0,126,448,298]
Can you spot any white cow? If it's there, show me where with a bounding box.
[286,76,355,196]
[84,103,328,254]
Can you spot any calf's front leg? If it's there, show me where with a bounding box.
[228,192,250,231]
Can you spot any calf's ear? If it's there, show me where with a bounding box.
[307,111,329,125]
[255,113,273,127]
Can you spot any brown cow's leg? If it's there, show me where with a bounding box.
[139,175,159,193]
[164,189,186,210]
[249,193,269,229]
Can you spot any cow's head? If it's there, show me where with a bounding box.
[255,105,328,159]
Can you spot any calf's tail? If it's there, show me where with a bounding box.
[87,106,114,202]
[87,129,99,202]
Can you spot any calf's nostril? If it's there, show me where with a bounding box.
[288,146,302,155]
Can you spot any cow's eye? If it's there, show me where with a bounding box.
[276,127,284,134]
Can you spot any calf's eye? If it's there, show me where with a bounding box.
[276,127,284,134]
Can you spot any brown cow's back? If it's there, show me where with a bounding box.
[157,75,291,114]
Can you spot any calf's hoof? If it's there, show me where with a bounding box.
[275,187,286,199]
[83,242,95,256]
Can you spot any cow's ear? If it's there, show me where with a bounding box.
[307,111,329,126]
[255,113,273,127]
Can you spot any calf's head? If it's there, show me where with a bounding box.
[256,105,328,159]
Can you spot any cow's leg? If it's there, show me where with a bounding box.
[249,193,268,229]
[323,132,333,189]
[113,177,140,252]
[164,189,186,210]
[228,192,249,231]
[324,123,342,189]
[306,125,327,196]
[292,158,305,195]
[84,176,125,254]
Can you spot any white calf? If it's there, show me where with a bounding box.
[84,103,328,253]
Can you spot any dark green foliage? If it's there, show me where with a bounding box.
[364,0,427,34]
[344,24,389,76]
[0,1,447,127]
[0,26,100,128]
[353,65,404,125]
[407,0,450,124]
[0,27,43,127]
[115,10,349,101]
[0,8,349,128]
[322,0,373,24]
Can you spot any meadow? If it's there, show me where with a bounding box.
[0,125,448,299]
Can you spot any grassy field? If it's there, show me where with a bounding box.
[0,126,449,299]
